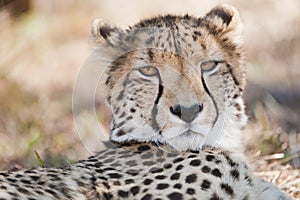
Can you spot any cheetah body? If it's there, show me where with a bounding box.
[0,143,283,200]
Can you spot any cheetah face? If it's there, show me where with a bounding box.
[91,5,247,152]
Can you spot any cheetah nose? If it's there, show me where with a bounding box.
[170,104,203,123]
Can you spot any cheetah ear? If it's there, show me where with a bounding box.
[204,4,243,43]
[90,19,122,44]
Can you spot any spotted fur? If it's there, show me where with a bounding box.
[0,143,290,199]
[0,4,290,200]
[94,4,247,152]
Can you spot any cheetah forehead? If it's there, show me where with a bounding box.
[91,5,245,91]
[91,4,244,56]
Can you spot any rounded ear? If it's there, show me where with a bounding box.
[204,4,243,43]
[90,19,122,44]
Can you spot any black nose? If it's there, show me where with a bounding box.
[170,104,203,123]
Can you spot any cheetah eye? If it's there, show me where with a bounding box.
[138,66,158,76]
[201,61,222,72]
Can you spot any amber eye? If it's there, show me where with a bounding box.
[201,61,222,72]
[138,66,158,76]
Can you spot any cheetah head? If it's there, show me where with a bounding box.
[91,5,247,152]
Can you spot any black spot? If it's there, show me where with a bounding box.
[8,191,18,197]
[215,159,222,164]
[155,175,167,180]
[125,160,137,167]
[0,185,7,190]
[37,181,45,185]
[7,178,17,183]
[176,164,183,171]
[125,179,134,184]
[190,159,201,166]
[230,169,240,180]
[118,190,129,198]
[156,158,165,162]
[99,182,109,190]
[119,112,126,118]
[201,179,211,190]
[45,189,58,198]
[138,145,151,151]
[206,155,215,161]
[117,90,124,100]
[185,174,197,183]
[102,166,114,171]
[36,191,44,195]
[163,163,172,169]
[108,173,122,179]
[210,193,222,200]
[103,192,113,199]
[201,165,211,173]
[143,178,153,185]
[170,173,180,180]
[167,192,183,200]
[141,194,153,200]
[21,179,31,184]
[211,168,222,178]
[194,30,202,37]
[186,188,195,195]
[15,174,22,178]
[0,173,8,177]
[126,169,139,176]
[187,154,197,159]
[173,157,184,163]
[149,167,163,174]
[116,129,126,137]
[18,188,30,195]
[142,188,149,193]
[173,183,182,189]
[141,152,154,159]
[220,183,234,196]
[130,108,136,113]
[235,103,241,111]
[113,181,121,186]
[130,186,140,195]
[156,183,169,190]
[143,161,156,166]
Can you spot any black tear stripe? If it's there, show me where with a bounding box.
[226,64,240,87]
[151,73,164,132]
[201,76,219,126]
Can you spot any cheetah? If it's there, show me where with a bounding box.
[0,4,291,200]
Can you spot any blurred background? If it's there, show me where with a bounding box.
[0,0,299,198]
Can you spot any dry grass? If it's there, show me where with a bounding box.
[0,1,299,199]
